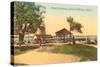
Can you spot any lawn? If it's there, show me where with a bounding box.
[50,44,97,61]
[11,46,39,55]
[12,44,97,61]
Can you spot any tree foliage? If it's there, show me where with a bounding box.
[67,16,83,34]
[70,22,83,33]
[13,2,46,34]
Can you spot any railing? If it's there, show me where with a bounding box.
[11,35,97,43]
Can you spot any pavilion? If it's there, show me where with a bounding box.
[55,28,72,42]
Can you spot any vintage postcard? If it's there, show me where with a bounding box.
[11,1,97,66]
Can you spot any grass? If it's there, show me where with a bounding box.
[50,44,97,61]
[11,46,39,55]
[11,44,97,61]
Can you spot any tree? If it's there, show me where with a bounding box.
[39,22,46,46]
[67,16,83,44]
[13,2,46,45]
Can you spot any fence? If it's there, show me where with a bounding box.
[11,35,97,44]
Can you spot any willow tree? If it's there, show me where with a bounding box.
[67,16,83,44]
[13,2,46,44]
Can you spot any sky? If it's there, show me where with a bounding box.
[36,2,97,35]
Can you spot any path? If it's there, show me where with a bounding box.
[84,44,97,48]
[14,49,80,65]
